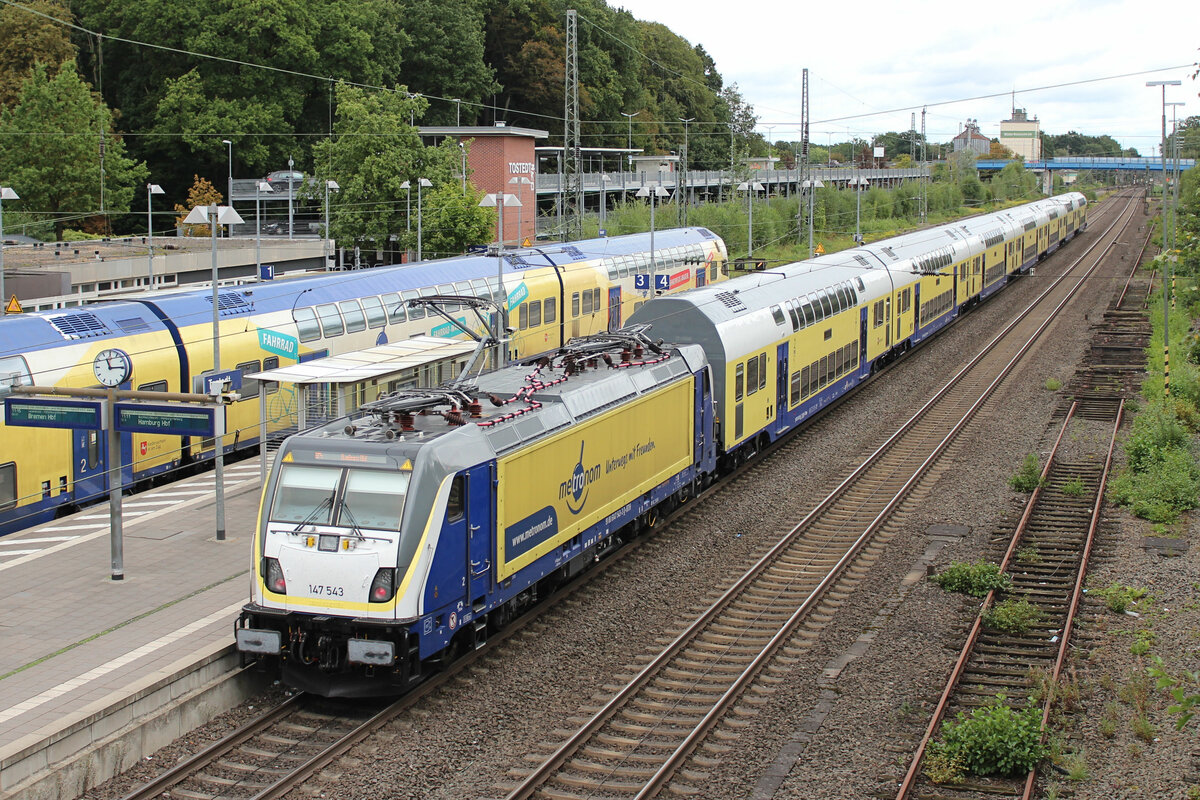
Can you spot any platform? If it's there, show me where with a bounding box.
[0,457,268,796]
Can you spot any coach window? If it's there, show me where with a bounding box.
[0,462,14,511]
[264,357,279,393]
[757,353,767,391]
[235,361,261,400]
[446,475,464,521]
[582,290,594,315]
[544,298,557,324]
[820,292,834,318]
[746,356,759,396]
[735,363,745,401]
[294,307,322,342]
[339,301,367,333]
[361,296,387,328]
[380,293,404,324]
[0,355,31,390]
[518,303,529,330]
[771,305,786,327]
[801,301,815,327]
[402,290,425,320]
[572,292,581,318]
[316,304,344,337]
[529,300,542,327]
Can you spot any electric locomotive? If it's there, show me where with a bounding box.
[236,330,717,696]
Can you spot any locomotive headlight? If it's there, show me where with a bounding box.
[369,567,396,603]
[262,557,287,595]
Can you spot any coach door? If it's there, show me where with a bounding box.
[465,464,494,604]
[608,287,622,330]
[73,428,106,502]
[775,343,789,429]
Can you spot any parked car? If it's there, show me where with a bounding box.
[265,169,304,186]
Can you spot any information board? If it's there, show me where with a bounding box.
[4,397,103,429]
[115,403,215,437]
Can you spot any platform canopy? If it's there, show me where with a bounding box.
[249,335,477,385]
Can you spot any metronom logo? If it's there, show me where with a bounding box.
[559,441,601,515]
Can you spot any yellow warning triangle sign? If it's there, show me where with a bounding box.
[4,295,21,314]
[521,237,531,247]
[814,243,825,255]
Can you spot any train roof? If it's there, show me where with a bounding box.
[281,337,706,477]
[0,226,721,355]
[133,226,723,322]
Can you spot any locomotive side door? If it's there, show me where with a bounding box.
[466,464,494,604]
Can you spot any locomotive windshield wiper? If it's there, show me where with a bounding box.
[337,499,367,540]
[290,495,333,534]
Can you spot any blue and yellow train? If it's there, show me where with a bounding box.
[0,228,728,535]
[235,192,1087,696]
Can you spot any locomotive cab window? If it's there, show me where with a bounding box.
[343,469,409,531]
[446,475,464,521]
[271,465,338,524]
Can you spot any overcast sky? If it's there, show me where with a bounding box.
[611,0,1196,156]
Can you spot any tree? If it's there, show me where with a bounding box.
[173,175,223,236]
[0,63,147,240]
[420,183,495,257]
[0,0,75,108]
[988,140,1016,160]
[308,82,490,255]
[394,0,499,126]
[74,0,408,192]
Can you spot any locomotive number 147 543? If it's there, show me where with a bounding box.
[308,585,345,597]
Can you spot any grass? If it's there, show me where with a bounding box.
[930,560,1012,597]
[1009,453,1045,492]
[983,598,1045,635]
[1061,477,1086,497]
[1132,715,1156,741]
[1045,377,1063,391]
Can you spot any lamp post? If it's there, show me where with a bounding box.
[452,98,461,126]
[599,173,611,228]
[508,176,532,246]
[146,183,164,286]
[414,178,432,260]
[802,179,824,257]
[736,181,763,258]
[222,139,232,236]
[459,142,467,193]
[1147,79,1181,397]
[622,110,640,153]
[849,176,868,244]
[401,180,412,235]
[478,192,522,365]
[255,180,273,280]
[287,156,295,240]
[636,184,669,272]
[323,179,339,271]
[182,202,244,542]
[0,186,17,310]
[765,126,774,205]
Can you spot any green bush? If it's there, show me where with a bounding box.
[1060,477,1086,497]
[1009,454,1045,492]
[1108,447,1200,523]
[983,598,1045,635]
[1123,403,1193,472]
[1044,377,1062,391]
[931,560,1012,597]
[934,695,1048,777]
[1094,583,1148,614]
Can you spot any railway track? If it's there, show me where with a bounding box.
[895,200,1151,800]
[491,198,1142,800]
